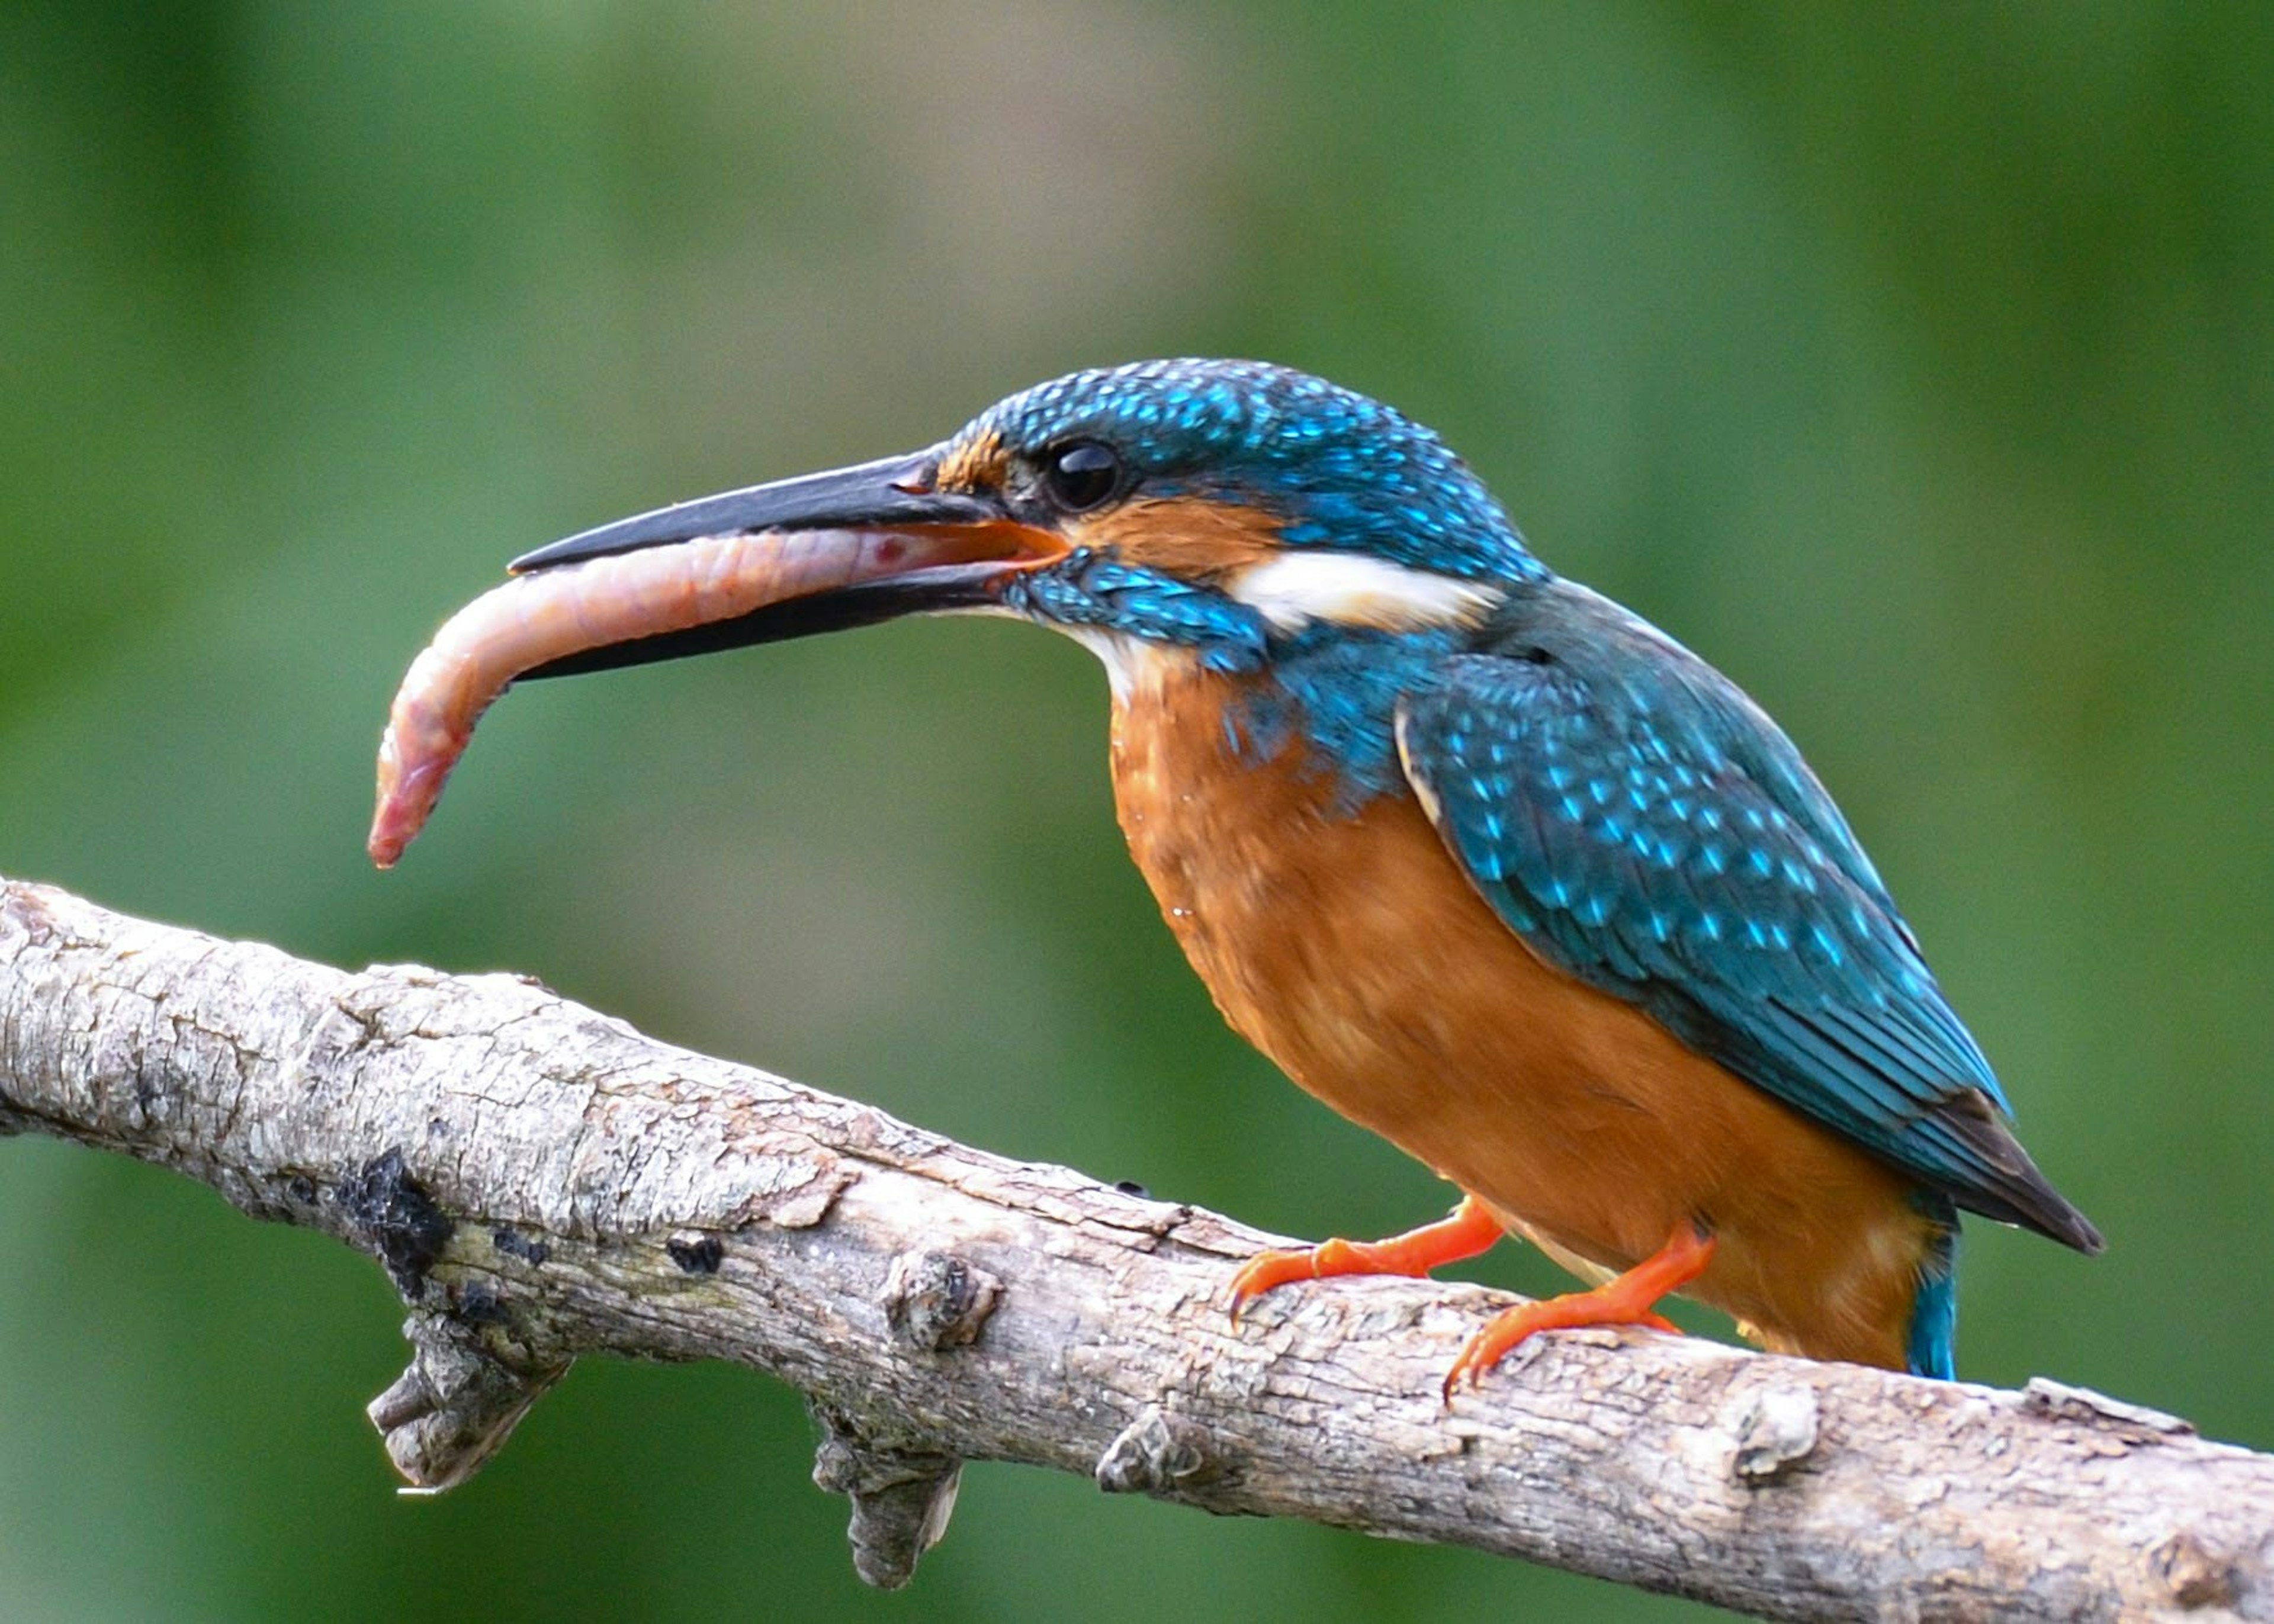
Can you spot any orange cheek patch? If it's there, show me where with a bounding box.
[1073,496,1285,580]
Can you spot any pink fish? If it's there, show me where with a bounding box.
[370,517,1050,867]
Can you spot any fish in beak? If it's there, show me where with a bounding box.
[368,450,1064,867]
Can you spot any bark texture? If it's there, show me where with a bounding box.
[1,874,2266,1620]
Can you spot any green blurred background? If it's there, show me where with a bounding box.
[3,3,2269,1619]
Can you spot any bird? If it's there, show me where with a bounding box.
[385,358,2102,1388]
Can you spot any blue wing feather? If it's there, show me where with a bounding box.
[1396,582,2098,1249]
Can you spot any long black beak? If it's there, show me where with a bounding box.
[503,449,1058,680]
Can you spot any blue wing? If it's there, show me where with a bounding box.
[1396,583,2099,1250]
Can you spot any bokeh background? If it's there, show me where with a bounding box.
[4,4,2269,1619]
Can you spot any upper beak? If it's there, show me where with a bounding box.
[503,448,1061,679]
[509,450,999,571]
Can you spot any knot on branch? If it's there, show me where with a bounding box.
[2150,1530,2240,1612]
[1096,1404,1221,1496]
[1727,1382,1822,1484]
[368,1311,570,1494]
[884,1249,1001,1350]
[0,879,58,947]
[809,1404,962,1590]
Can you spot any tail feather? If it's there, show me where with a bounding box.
[1925,1091,2104,1255]
[1905,1214,1961,1379]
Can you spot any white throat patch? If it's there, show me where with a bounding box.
[1226,551,1504,635]
[1059,626,1181,702]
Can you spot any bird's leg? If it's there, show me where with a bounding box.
[1228,1194,1504,1321]
[1443,1220,1714,1398]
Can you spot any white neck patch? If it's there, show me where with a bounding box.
[1059,626,1180,702]
[1226,551,1504,635]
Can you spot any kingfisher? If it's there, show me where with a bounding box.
[405,359,2102,1387]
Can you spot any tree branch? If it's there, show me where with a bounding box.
[1,874,2263,1620]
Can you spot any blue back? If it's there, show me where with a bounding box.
[1395,580,2098,1258]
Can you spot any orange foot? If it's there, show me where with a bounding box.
[1229,1195,1503,1322]
[1443,1220,1715,1399]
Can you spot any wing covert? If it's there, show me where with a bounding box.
[1395,630,2098,1252]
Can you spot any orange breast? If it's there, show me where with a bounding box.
[1109,653,1935,1369]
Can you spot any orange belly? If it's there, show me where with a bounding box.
[1109,654,1934,1369]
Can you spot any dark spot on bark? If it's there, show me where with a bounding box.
[455,1281,511,1326]
[492,1227,551,1267]
[667,1233,724,1275]
[287,1175,319,1207]
[338,1149,454,1292]
[1113,1179,1151,1199]
[428,1117,451,1137]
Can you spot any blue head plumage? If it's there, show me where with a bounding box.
[960,360,1546,586]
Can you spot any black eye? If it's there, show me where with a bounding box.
[1043,441,1122,512]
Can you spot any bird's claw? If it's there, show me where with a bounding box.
[1440,1302,1682,1401]
[1439,1223,1713,1401]
[1227,1239,1380,1324]
[1228,1197,1506,1326]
